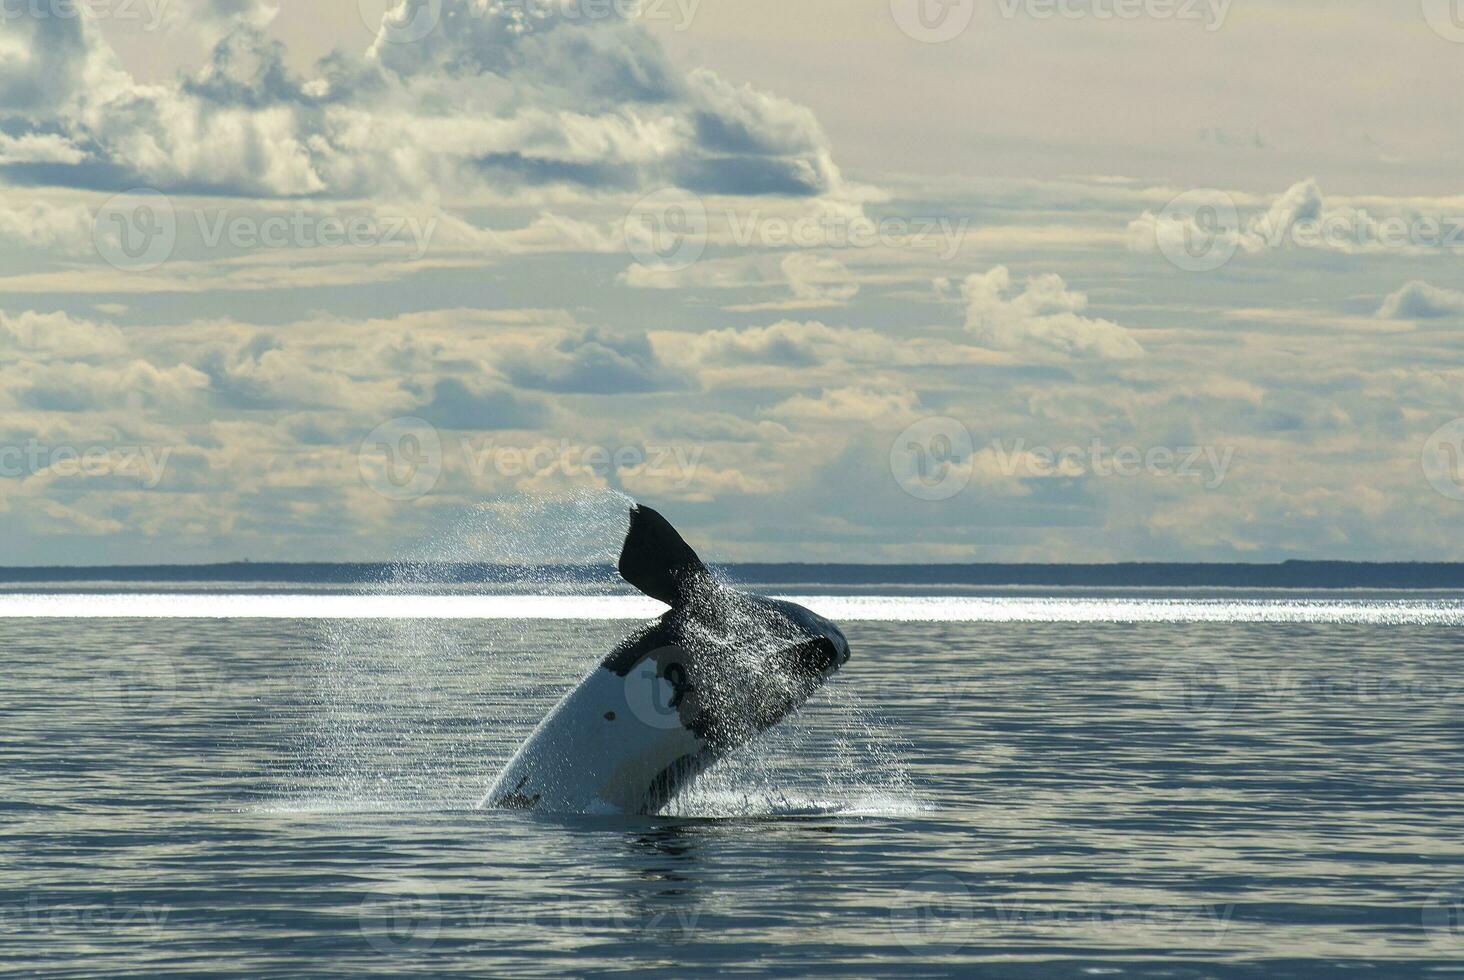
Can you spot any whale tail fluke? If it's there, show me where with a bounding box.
[619,504,709,607]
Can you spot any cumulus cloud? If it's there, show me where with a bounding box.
[1377,281,1464,320]
[0,309,125,358]
[196,335,387,411]
[960,266,1142,360]
[502,327,682,395]
[17,360,209,411]
[0,196,95,255]
[728,252,863,311]
[621,255,771,291]
[0,133,88,165]
[675,319,894,370]
[416,377,547,431]
[0,1,841,200]
[168,0,279,37]
[765,385,921,422]
[782,253,857,304]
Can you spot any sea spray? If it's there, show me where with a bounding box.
[295,489,913,815]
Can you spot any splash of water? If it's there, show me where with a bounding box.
[292,489,913,817]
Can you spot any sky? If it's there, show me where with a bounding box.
[1,0,1462,565]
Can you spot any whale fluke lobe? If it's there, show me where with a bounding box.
[618,504,709,607]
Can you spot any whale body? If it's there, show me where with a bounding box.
[483,504,851,815]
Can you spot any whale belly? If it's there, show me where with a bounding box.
[483,662,707,814]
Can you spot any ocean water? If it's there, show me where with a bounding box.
[3,592,1463,977]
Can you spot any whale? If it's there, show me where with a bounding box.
[483,504,851,815]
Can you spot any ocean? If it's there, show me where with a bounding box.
[3,578,1462,977]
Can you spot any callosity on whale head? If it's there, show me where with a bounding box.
[483,504,851,815]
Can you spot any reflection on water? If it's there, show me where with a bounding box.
[2,603,1463,976]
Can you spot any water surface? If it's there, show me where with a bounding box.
[3,596,1462,976]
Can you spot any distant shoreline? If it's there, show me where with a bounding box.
[2,561,1464,590]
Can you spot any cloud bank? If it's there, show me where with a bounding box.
[0,0,841,200]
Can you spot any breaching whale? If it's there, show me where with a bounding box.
[483,504,851,815]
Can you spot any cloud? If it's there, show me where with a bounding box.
[676,319,891,369]
[621,255,771,291]
[196,335,382,411]
[782,253,858,305]
[765,385,921,422]
[1130,178,1464,262]
[960,266,1142,360]
[1377,281,1464,320]
[624,249,864,312]
[0,195,94,254]
[416,377,547,431]
[17,360,209,412]
[502,328,683,395]
[718,252,860,312]
[167,0,279,37]
[0,309,125,358]
[0,132,88,166]
[0,10,95,119]
[1253,177,1324,240]
[0,2,841,201]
